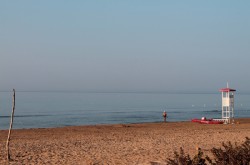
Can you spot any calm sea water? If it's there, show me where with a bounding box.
[0,92,249,129]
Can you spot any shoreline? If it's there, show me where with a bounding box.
[4,117,250,131]
[0,118,249,164]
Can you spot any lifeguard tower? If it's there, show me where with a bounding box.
[219,84,236,124]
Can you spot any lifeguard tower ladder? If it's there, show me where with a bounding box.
[219,85,236,124]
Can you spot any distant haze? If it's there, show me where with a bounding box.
[1,1,250,93]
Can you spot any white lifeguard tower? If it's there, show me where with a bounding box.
[219,84,236,124]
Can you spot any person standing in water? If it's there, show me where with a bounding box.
[162,111,167,122]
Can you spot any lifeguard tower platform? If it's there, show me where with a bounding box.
[219,84,236,124]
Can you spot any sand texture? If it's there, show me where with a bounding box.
[0,118,249,165]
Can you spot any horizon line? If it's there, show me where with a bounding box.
[0,89,249,94]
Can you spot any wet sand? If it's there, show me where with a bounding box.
[0,118,249,165]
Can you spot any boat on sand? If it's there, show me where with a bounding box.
[192,117,224,124]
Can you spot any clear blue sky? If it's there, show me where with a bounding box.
[1,1,249,92]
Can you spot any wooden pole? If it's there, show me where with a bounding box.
[6,89,15,161]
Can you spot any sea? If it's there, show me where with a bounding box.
[0,91,249,130]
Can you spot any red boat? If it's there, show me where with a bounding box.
[192,117,224,124]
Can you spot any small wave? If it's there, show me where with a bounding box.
[203,110,220,112]
[0,115,50,118]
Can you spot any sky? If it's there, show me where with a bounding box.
[0,1,250,93]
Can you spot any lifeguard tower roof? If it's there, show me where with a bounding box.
[219,88,236,92]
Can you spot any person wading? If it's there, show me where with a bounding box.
[162,111,167,122]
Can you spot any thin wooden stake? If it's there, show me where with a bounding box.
[6,89,15,161]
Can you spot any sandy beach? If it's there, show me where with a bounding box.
[0,118,249,165]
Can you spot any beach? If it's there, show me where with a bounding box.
[0,118,249,165]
